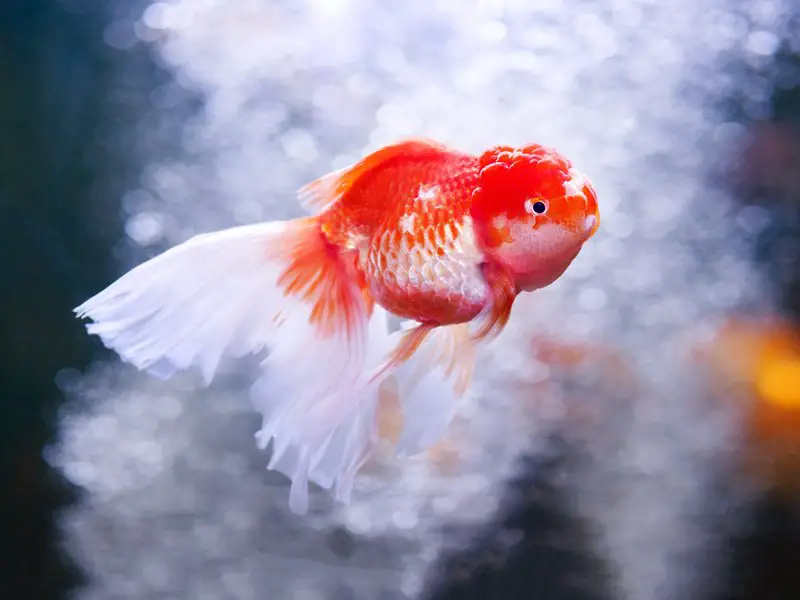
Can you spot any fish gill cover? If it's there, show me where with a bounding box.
[48,0,796,599]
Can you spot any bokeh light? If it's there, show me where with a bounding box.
[35,1,800,599]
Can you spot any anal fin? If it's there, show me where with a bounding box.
[379,321,478,458]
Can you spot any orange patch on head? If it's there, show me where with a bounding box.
[469,143,598,293]
[470,144,575,238]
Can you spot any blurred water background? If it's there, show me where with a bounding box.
[2,0,800,599]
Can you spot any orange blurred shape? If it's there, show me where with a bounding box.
[519,334,638,429]
[700,316,800,496]
[531,336,597,368]
[365,335,639,475]
[529,334,633,378]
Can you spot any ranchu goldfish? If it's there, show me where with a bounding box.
[75,139,600,513]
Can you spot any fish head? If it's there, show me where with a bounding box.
[470,143,600,292]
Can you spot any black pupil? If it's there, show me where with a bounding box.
[532,201,547,214]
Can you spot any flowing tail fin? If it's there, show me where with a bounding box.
[250,306,394,513]
[253,318,479,513]
[75,218,369,383]
[75,217,388,513]
[76,218,478,513]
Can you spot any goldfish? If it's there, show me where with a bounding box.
[75,138,600,513]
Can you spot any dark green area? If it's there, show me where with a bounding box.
[0,1,134,597]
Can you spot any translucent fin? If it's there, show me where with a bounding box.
[367,322,435,386]
[75,218,369,387]
[76,222,290,382]
[297,138,454,214]
[389,321,478,457]
[75,217,380,514]
[251,306,394,512]
[297,166,348,214]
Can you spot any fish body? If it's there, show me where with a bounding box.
[75,138,600,513]
[316,140,484,326]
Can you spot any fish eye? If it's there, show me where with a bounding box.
[532,200,547,214]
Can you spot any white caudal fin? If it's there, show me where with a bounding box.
[388,322,478,458]
[75,217,477,514]
[75,218,385,514]
[76,222,290,383]
[250,306,394,514]
[74,218,369,387]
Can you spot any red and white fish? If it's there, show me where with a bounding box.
[75,139,600,513]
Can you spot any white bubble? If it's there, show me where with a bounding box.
[125,211,165,246]
[745,30,780,56]
[603,213,635,239]
[578,287,608,311]
[62,460,96,487]
[736,204,772,236]
[103,19,138,50]
[141,2,170,29]
[142,2,194,31]
[280,129,318,162]
[482,20,508,43]
[54,367,82,392]
[392,510,419,529]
